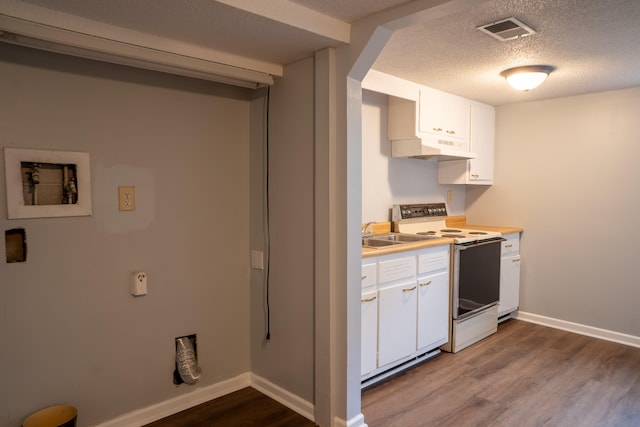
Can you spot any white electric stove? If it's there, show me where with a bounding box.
[392,202,504,353]
[391,203,502,243]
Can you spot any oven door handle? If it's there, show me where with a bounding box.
[456,237,506,250]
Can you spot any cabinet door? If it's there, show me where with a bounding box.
[468,103,495,182]
[378,281,418,367]
[499,255,521,316]
[419,88,469,142]
[437,102,495,185]
[361,290,378,376]
[417,272,450,350]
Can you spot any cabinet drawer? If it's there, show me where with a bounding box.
[418,246,449,274]
[378,256,416,284]
[361,263,377,288]
[501,233,520,256]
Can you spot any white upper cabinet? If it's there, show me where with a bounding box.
[468,103,495,182]
[386,94,474,160]
[364,70,474,160]
[363,70,494,170]
[438,102,495,185]
[419,87,470,146]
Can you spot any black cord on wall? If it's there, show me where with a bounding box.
[264,85,271,341]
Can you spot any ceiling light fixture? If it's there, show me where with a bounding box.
[500,65,554,91]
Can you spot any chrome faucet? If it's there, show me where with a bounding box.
[362,222,375,237]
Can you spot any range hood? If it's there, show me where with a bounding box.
[391,136,477,161]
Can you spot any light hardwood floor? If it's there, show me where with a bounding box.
[361,319,640,427]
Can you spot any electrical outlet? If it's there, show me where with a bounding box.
[119,186,135,211]
[130,271,147,296]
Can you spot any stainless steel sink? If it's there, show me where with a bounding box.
[374,233,438,242]
[361,238,403,248]
[362,233,437,249]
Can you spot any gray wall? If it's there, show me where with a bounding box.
[0,44,252,426]
[466,87,640,336]
[250,58,315,400]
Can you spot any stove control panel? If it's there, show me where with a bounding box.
[392,203,448,220]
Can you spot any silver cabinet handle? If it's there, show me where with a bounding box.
[419,280,432,287]
[361,275,367,280]
[433,127,443,132]
[361,296,377,303]
[446,130,456,135]
[403,286,417,292]
[471,174,479,178]
[505,244,513,248]
[513,257,521,262]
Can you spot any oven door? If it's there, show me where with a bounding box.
[453,238,504,321]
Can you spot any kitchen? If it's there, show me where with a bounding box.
[359,65,640,382]
[1,0,639,426]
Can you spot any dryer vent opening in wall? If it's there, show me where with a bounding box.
[174,334,202,385]
[5,228,27,263]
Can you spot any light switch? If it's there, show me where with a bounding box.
[119,186,135,211]
[251,250,264,270]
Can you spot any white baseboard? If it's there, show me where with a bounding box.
[95,372,318,427]
[343,412,367,427]
[95,373,251,427]
[516,311,640,348]
[249,373,315,422]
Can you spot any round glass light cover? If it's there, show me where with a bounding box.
[506,72,549,91]
[501,65,554,91]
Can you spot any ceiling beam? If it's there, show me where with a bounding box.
[216,0,350,44]
[0,14,276,87]
[0,0,283,78]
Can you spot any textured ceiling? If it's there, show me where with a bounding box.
[5,0,640,105]
[373,0,640,105]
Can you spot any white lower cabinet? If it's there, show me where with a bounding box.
[361,289,378,376]
[378,280,418,367]
[499,233,521,317]
[361,244,450,381]
[417,271,449,350]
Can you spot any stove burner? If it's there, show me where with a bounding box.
[417,231,437,235]
[441,234,467,238]
[441,229,462,233]
[469,231,488,235]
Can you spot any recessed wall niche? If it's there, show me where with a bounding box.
[20,162,78,206]
[4,148,92,219]
[5,228,27,263]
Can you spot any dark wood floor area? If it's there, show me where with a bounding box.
[144,387,316,427]
[362,319,640,427]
